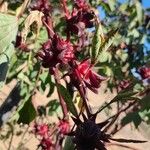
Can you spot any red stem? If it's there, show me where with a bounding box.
[43,17,54,38]
[78,85,91,118]
[61,0,70,19]
[103,101,137,133]
[73,63,91,117]
[42,7,68,118]
[60,0,71,40]
[54,68,68,118]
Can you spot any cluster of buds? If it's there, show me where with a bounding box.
[33,123,53,150]
[29,0,148,149]
[58,119,70,135]
[139,67,150,80]
[37,34,74,73]
[35,0,105,93]
[66,0,96,36]
[31,0,51,15]
[70,114,109,150]
[118,79,130,91]
[32,119,70,150]
[33,123,49,137]
[70,59,105,93]
[69,113,146,150]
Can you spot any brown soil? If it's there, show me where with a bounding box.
[0,81,149,150]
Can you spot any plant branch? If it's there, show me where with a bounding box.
[43,16,54,38]
[61,0,70,18]
[7,124,14,150]
[73,65,91,118]
[17,0,31,18]
[17,125,30,149]
[106,143,141,150]
[103,101,137,132]
[54,68,68,118]
[32,65,42,96]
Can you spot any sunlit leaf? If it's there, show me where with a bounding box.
[21,10,44,42]
[91,24,102,62]
[108,0,116,11]
[0,13,18,89]
[99,51,112,63]
[135,1,143,24]
[0,13,18,53]
[98,29,118,63]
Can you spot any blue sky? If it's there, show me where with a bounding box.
[141,0,150,8]
[98,0,150,51]
[118,0,150,8]
[97,0,150,78]
[98,0,150,19]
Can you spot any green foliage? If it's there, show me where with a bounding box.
[121,112,142,128]
[91,24,102,62]
[0,0,150,146]
[135,1,143,24]
[0,13,18,89]
[58,84,78,117]
[64,136,75,150]
[0,44,14,88]
[0,13,18,53]
[46,99,60,116]
[39,71,55,97]
[17,98,36,124]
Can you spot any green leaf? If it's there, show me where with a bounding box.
[121,112,142,128]
[39,72,49,83]
[35,27,48,50]
[103,29,118,51]
[113,90,139,103]
[18,98,36,124]
[135,1,143,24]
[117,90,138,99]
[133,83,144,92]
[140,95,150,110]
[102,66,113,77]
[64,136,75,150]
[108,0,116,11]
[17,72,32,85]
[46,99,60,116]
[0,13,18,89]
[0,13,18,53]
[139,109,150,121]
[116,50,128,62]
[98,29,118,63]
[39,71,55,97]
[0,44,14,89]
[99,51,112,63]
[91,24,102,62]
[119,3,128,13]
[58,84,78,117]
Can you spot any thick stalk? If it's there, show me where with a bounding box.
[41,2,68,118]
[44,16,54,38]
[73,64,91,118]
[54,68,68,118]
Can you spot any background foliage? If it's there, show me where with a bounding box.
[0,0,150,149]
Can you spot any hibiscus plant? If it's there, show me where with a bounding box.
[0,0,150,150]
